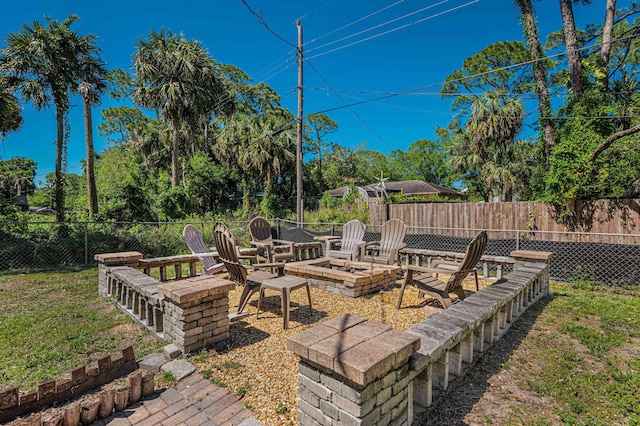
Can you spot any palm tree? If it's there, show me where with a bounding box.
[132,29,228,188]
[78,79,106,217]
[1,15,103,222]
[240,113,295,216]
[466,90,525,201]
[0,84,22,139]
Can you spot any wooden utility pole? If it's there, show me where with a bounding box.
[296,20,304,228]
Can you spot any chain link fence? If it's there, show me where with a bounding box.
[1,219,638,286]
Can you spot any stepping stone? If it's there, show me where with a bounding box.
[161,359,195,381]
[139,353,168,371]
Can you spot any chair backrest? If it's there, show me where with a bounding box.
[379,219,407,255]
[213,222,247,285]
[340,219,366,253]
[249,217,274,246]
[183,224,219,271]
[445,230,488,292]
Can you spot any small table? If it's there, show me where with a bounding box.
[257,275,312,329]
[314,235,341,256]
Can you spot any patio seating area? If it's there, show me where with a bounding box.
[89,218,554,425]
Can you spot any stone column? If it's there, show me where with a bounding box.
[287,314,420,425]
[94,252,143,297]
[510,250,553,296]
[157,275,235,354]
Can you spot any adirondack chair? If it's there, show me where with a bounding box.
[214,222,285,318]
[326,219,366,260]
[396,230,488,309]
[183,224,225,275]
[249,217,295,263]
[360,219,407,265]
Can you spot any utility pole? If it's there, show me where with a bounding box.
[296,20,304,228]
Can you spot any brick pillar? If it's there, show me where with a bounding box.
[94,252,143,297]
[287,314,420,425]
[157,276,235,354]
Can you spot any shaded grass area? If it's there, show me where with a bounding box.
[0,268,163,390]
[426,281,640,425]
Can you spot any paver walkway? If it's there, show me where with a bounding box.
[95,373,258,426]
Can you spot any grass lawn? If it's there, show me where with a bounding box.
[0,268,163,390]
[0,269,638,425]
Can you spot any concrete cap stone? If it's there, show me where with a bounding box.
[374,329,421,364]
[334,340,396,386]
[322,314,368,332]
[509,250,553,261]
[157,277,235,304]
[342,320,392,340]
[287,325,338,359]
[94,251,143,264]
[308,332,366,369]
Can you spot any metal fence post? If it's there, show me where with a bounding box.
[84,222,89,266]
[515,230,520,251]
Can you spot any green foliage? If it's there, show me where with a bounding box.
[0,157,36,199]
[157,186,192,221]
[306,189,369,225]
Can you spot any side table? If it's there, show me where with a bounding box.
[257,275,312,329]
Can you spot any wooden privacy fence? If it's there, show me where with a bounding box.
[369,199,640,243]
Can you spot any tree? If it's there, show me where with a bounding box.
[0,80,22,138]
[304,113,338,194]
[388,139,448,185]
[1,15,102,222]
[132,29,228,187]
[559,0,588,100]
[0,157,36,199]
[515,0,557,164]
[78,61,107,217]
[464,90,525,201]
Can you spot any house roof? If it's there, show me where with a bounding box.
[329,180,462,197]
[366,180,462,196]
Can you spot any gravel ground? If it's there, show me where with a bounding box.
[190,274,487,425]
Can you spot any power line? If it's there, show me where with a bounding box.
[306,1,479,60]
[294,0,337,23]
[307,60,393,150]
[241,0,296,48]
[309,32,640,115]
[305,0,447,55]
[303,0,406,48]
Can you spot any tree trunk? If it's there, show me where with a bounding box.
[600,0,617,88]
[589,123,640,162]
[54,102,66,223]
[559,0,583,99]
[516,0,557,166]
[82,91,98,217]
[171,117,180,187]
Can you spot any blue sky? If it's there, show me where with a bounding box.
[0,0,608,183]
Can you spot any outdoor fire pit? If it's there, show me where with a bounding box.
[283,257,401,297]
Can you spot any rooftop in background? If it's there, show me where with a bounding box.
[329,180,464,199]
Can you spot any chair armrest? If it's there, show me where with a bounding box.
[248,262,285,270]
[360,241,380,257]
[251,240,271,249]
[273,239,295,251]
[327,239,343,250]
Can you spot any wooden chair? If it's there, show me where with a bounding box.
[183,224,225,275]
[249,217,295,263]
[360,219,407,265]
[326,219,366,260]
[214,222,285,318]
[396,230,488,309]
